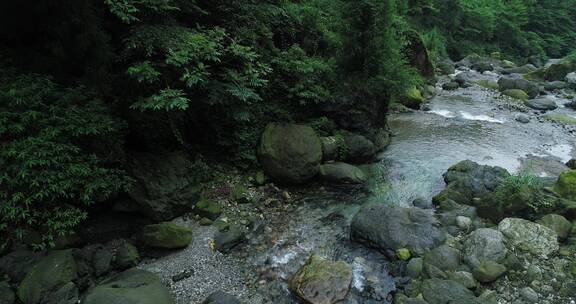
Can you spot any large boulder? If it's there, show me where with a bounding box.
[17,250,77,304]
[423,245,461,272]
[497,77,539,99]
[351,205,445,256]
[544,58,576,81]
[0,250,43,283]
[501,64,537,75]
[142,222,193,249]
[422,279,482,304]
[129,151,202,221]
[502,89,528,100]
[319,162,367,184]
[83,269,173,304]
[258,123,322,184]
[433,160,509,206]
[553,170,576,201]
[463,228,507,268]
[341,131,376,163]
[498,218,559,256]
[289,255,352,304]
[524,98,558,111]
[472,261,506,283]
[400,87,424,110]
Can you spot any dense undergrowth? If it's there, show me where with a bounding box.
[0,0,575,245]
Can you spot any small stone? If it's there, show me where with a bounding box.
[397,248,411,261]
[202,291,240,304]
[448,271,476,289]
[473,261,507,283]
[456,216,472,230]
[515,113,530,123]
[407,258,423,278]
[520,287,539,302]
[527,265,543,282]
[172,269,194,282]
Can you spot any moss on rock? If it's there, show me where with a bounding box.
[142,222,193,249]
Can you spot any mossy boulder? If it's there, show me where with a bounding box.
[498,76,539,98]
[289,255,352,304]
[341,131,377,162]
[258,123,322,184]
[544,58,576,81]
[114,241,140,269]
[142,222,193,249]
[463,228,507,268]
[476,80,499,90]
[502,89,529,100]
[83,269,173,304]
[17,250,77,304]
[524,98,558,111]
[401,87,424,109]
[472,261,506,283]
[442,82,460,90]
[194,199,223,220]
[538,214,572,240]
[553,170,576,201]
[319,162,367,184]
[498,218,558,256]
[422,279,482,304]
[544,113,576,125]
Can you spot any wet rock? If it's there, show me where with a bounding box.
[502,89,529,100]
[0,281,15,304]
[114,240,140,269]
[0,250,43,283]
[498,218,559,256]
[194,199,223,220]
[553,170,576,201]
[538,214,572,240]
[202,291,240,304]
[319,162,367,184]
[524,98,558,111]
[413,198,432,209]
[463,228,507,268]
[567,72,576,89]
[407,258,423,278]
[472,61,493,73]
[341,131,377,163]
[476,79,499,90]
[92,246,113,276]
[17,250,77,304]
[472,261,506,283]
[351,205,445,256]
[456,216,472,230]
[544,81,567,91]
[289,255,352,304]
[128,151,202,221]
[456,54,484,68]
[566,159,576,170]
[171,269,193,282]
[43,282,78,304]
[423,245,461,272]
[498,77,539,99]
[400,87,424,109]
[436,201,477,226]
[258,123,322,184]
[320,137,339,161]
[142,222,193,249]
[83,269,173,304]
[501,64,537,75]
[442,82,460,91]
[421,279,482,304]
[515,113,530,123]
[433,160,509,206]
[544,58,576,81]
[214,226,246,253]
[448,271,476,289]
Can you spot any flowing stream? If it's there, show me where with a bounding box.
[141,70,576,304]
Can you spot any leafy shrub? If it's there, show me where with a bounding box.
[0,70,131,247]
[493,169,552,213]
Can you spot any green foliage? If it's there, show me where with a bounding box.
[493,169,551,213]
[0,70,131,246]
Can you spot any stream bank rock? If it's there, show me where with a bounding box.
[524,98,558,111]
[142,222,193,249]
[129,151,202,221]
[433,160,509,206]
[202,291,241,304]
[421,279,482,304]
[498,218,558,256]
[463,228,507,267]
[351,205,445,256]
[258,123,322,184]
[17,250,77,304]
[498,77,539,99]
[319,162,367,184]
[83,269,173,304]
[289,255,352,304]
[537,214,572,239]
[553,170,576,201]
